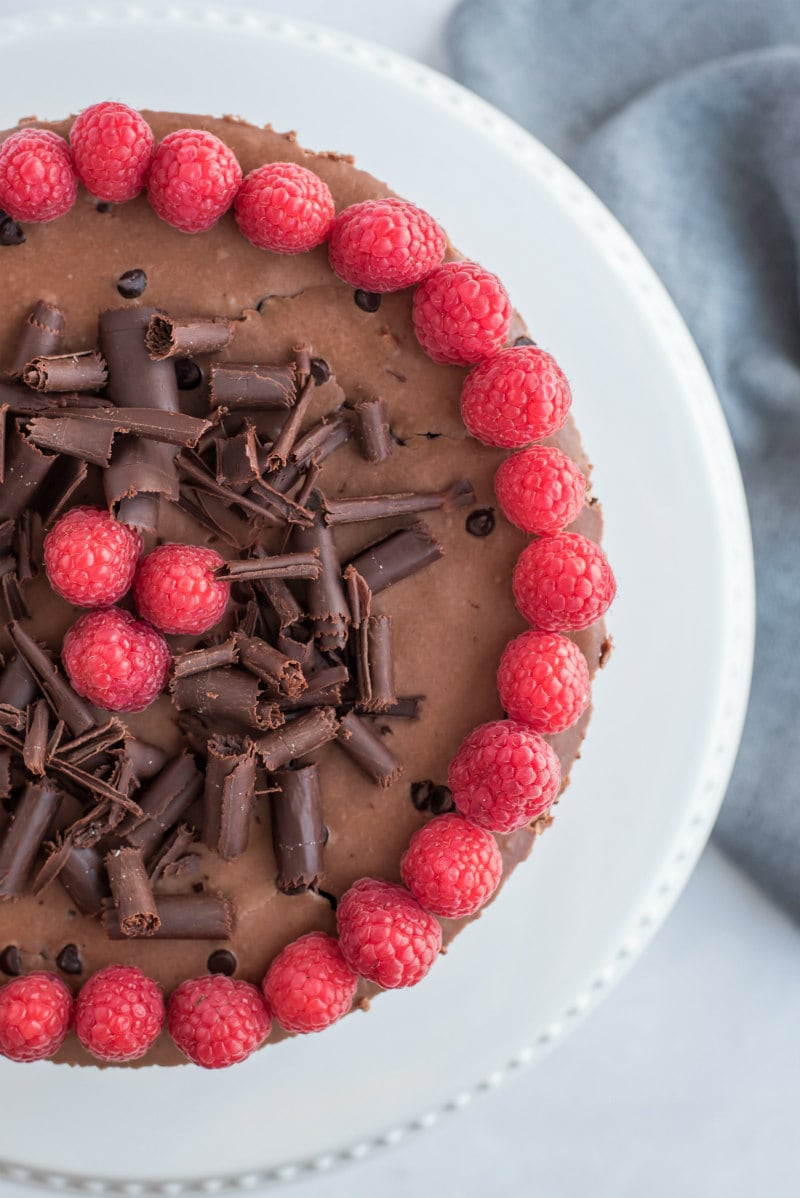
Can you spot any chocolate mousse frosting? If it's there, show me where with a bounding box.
[0,111,609,1066]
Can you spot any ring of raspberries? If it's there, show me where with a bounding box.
[0,102,615,1067]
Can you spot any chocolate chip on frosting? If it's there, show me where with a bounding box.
[354,289,381,312]
[56,943,83,975]
[0,212,25,246]
[466,507,496,537]
[116,268,147,299]
[174,359,203,391]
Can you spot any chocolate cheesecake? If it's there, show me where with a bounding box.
[0,111,609,1066]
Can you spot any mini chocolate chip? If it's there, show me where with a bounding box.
[174,359,202,390]
[411,780,435,810]
[466,508,495,537]
[56,944,83,975]
[354,289,381,313]
[0,213,26,246]
[117,268,147,299]
[514,335,536,347]
[0,945,21,976]
[192,881,204,894]
[207,949,237,976]
[410,780,455,814]
[95,201,113,214]
[430,785,455,815]
[310,356,331,386]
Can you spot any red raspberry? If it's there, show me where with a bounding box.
[0,128,77,223]
[329,198,446,292]
[513,532,616,632]
[148,129,242,234]
[461,346,572,448]
[62,607,170,713]
[448,720,560,833]
[263,932,358,1034]
[74,966,164,1063]
[400,814,503,918]
[337,879,442,989]
[498,631,590,734]
[168,975,271,1069]
[495,447,585,535]
[0,971,72,1062]
[69,102,154,204]
[235,161,335,254]
[412,261,511,365]
[44,506,143,608]
[133,543,229,635]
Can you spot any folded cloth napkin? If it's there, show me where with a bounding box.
[448,0,800,918]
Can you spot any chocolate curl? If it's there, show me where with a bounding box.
[27,407,211,466]
[354,397,392,463]
[215,553,321,583]
[215,423,260,490]
[276,632,316,671]
[0,704,25,731]
[343,563,371,626]
[8,621,95,736]
[119,752,203,859]
[145,313,233,361]
[0,779,62,899]
[0,421,56,521]
[148,825,200,886]
[37,456,88,528]
[236,636,306,698]
[56,718,126,765]
[323,480,475,527]
[260,578,303,630]
[271,765,326,893]
[22,698,49,775]
[15,508,38,584]
[268,409,352,493]
[100,307,182,529]
[22,351,108,393]
[103,893,234,940]
[254,707,339,771]
[0,653,37,709]
[172,668,283,732]
[277,665,348,711]
[203,739,257,861]
[177,452,284,528]
[347,521,444,595]
[1,573,28,620]
[356,616,397,714]
[5,301,65,379]
[247,476,314,527]
[294,343,312,390]
[0,748,12,801]
[209,361,296,410]
[33,838,106,915]
[292,496,350,652]
[177,488,250,550]
[265,377,316,471]
[125,737,168,780]
[171,634,239,680]
[380,695,425,721]
[106,846,161,936]
[336,712,403,788]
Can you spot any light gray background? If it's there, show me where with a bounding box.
[0,2,797,1196]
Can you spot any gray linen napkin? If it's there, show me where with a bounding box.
[448,0,800,917]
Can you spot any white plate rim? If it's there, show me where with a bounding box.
[0,5,755,1194]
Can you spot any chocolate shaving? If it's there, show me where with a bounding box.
[0,704,25,732]
[292,496,350,651]
[119,753,203,859]
[278,665,347,711]
[247,476,314,526]
[209,362,295,410]
[356,616,397,713]
[265,377,316,470]
[125,737,168,780]
[354,397,392,463]
[172,668,283,732]
[8,622,95,735]
[343,563,371,629]
[22,351,108,393]
[276,632,316,670]
[381,695,425,721]
[236,636,306,698]
[23,699,49,775]
[146,313,233,361]
[0,749,12,800]
[177,488,250,550]
[52,759,142,814]
[254,707,339,771]
[0,421,56,521]
[336,711,403,787]
[103,892,234,940]
[172,634,240,680]
[323,480,475,526]
[294,343,312,390]
[215,552,321,583]
[33,838,106,915]
[37,456,88,528]
[27,407,210,466]
[0,779,62,899]
[148,824,201,886]
[347,521,444,594]
[177,452,284,528]
[5,302,65,379]
[271,764,326,893]
[56,719,126,765]
[15,509,37,584]
[1,573,29,620]
[204,739,257,861]
[0,520,14,554]
[106,846,161,936]
[215,422,260,489]
[259,578,303,630]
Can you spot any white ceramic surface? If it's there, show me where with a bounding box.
[0,6,754,1193]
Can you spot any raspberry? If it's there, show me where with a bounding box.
[133,543,229,635]
[0,128,77,223]
[44,506,143,608]
[337,879,442,989]
[329,198,446,292]
[412,261,511,365]
[400,813,503,918]
[62,607,170,713]
[513,532,616,632]
[448,720,560,833]
[69,102,154,203]
[0,971,72,1062]
[263,932,358,1034]
[168,975,271,1069]
[148,129,242,234]
[495,447,585,535]
[235,161,335,254]
[461,346,572,448]
[497,631,590,734]
[74,966,164,1063]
